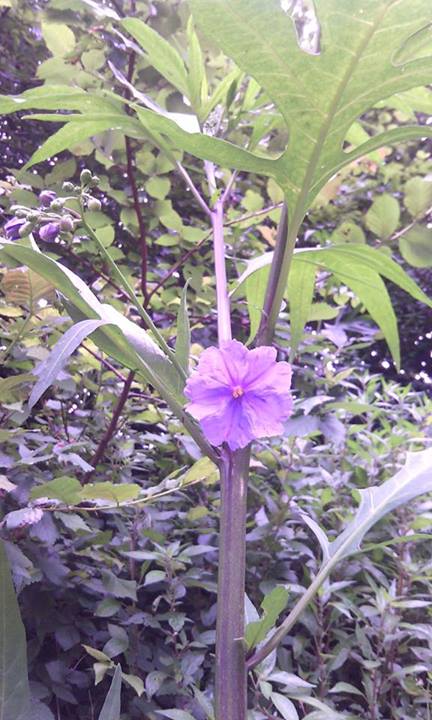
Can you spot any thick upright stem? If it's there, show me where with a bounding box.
[256,203,289,347]
[211,199,232,344]
[215,447,250,720]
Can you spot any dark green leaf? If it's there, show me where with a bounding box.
[0,541,31,720]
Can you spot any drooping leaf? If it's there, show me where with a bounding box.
[97,664,122,720]
[28,319,109,409]
[121,18,189,95]
[330,449,432,560]
[23,114,143,170]
[0,243,180,395]
[250,449,432,664]
[0,85,120,116]
[0,541,31,720]
[135,106,275,176]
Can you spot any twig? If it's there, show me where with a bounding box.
[85,370,135,479]
[176,161,212,217]
[147,231,211,301]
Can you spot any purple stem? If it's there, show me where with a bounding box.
[215,447,250,720]
[211,198,232,344]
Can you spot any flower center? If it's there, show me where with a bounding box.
[232,385,244,399]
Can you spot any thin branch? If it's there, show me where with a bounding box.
[85,370,135,479]
[147,231,211,301]
[176,161,212,218]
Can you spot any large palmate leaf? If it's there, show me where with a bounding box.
[191,0,432,218]
[248,447,432,667]
[0,542,31,720]
[190,0,432,335]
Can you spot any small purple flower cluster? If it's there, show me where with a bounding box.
[2,189,77,243]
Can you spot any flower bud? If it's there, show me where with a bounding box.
[80,169,92,186]
[4,217,26,240]
[87,197,101,212]
[62,181,75,192]
[50,198,64,211]
[90,175,100,187]
[39,190,57,207]
[18,221,34,237]
[39,222,60,242]
[60,215,75,233]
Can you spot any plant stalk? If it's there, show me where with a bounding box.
[211,198,232,344]
[215,446,250,720]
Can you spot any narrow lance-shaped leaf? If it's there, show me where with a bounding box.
[175,283,191,378]
[248,448,432,668]
[97,664,122,720]
[121,18,189,96]
[28,319,110,410]
[0,541,31,720]
[330,449,432,560]
[23,115,143,170]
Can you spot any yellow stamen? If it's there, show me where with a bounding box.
[232,386,244,399]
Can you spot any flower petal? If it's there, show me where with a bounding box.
[242,390,293,440]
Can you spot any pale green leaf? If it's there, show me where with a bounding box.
[24,115,142,169]
[175,284,191,376]
[287,261,316,356]
[245,265,269,343]
[135,107,275,176]
[404,177,432,217]
[121,18,188,95]
[192,0,432,218]
[399,225,432,267]
[365,194,400,239]
[28,319,109,409]
[41,21,76,57]
[187,18,207,112]
[330,449,432,560]
[30,476,82,505]
[0,541,31,720]
[80,483,141,504]
[271,693,299,720]
[245,586,289,649]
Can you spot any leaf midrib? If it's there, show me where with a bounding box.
[287,0,398,226]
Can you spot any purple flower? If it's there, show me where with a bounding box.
[39,190,57,207]
[39,222,60,242]
[185,340,293,451]
[4,217,26,240]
